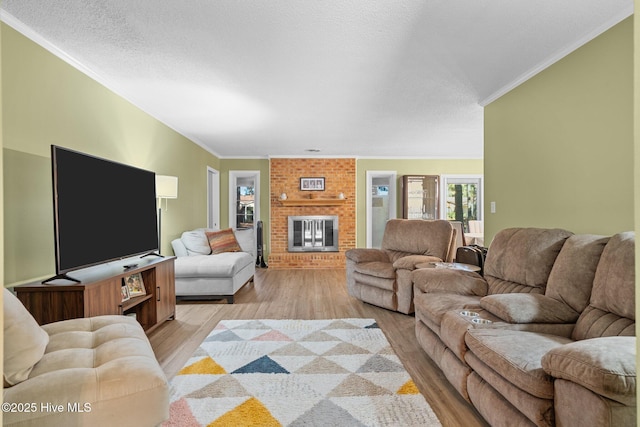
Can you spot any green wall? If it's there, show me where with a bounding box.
[2,24,221,285]
[355,158,483,247]
[484,17,633,243]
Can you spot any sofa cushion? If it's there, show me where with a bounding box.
[206,228,242,255]
[465,329,572,399]
[381,219,453,263]
[414,292,482,329]
[483,228,572,295]
[413,268,488,296]
[480,293,580,323]
[234,228,256,257]
[3,288,49,387]
[545,234,609,314]
[181,229,212,255]
[541,336,636,406]
[573,232,635,340]
[174,252,254,278]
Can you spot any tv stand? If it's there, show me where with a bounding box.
[16,257,175,335]
[41,273,81,285]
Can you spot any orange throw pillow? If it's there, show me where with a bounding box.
[205,228,242,255]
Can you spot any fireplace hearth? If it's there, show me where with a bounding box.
[288,215,339,252]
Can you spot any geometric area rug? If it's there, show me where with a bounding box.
[164,319,442,426]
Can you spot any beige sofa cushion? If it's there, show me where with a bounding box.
[483,228,572,294]
[545,234,609,314]
[541,337,636,406]
[480,293,580,323]
[381,219,453,263]
[573,232,635,340]
[465,329,572,399]
[3,288,49,387]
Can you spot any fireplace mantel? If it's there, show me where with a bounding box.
[279,198,347,207]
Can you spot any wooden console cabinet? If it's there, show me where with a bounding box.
[15,256,176,335]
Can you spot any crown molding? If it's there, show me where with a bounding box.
[479,4,634,106]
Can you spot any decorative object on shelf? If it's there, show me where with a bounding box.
[279,192,287,200]
[125,272,146,297]
[121,283,130,302]
[338,192,345,199]
[300,177,325,191]
[156,174,179,254]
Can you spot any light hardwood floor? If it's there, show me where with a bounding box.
[148,268,489,427]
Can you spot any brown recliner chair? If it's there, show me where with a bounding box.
[345,219,456,314]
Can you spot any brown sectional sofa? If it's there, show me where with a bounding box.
[412,228,636,426]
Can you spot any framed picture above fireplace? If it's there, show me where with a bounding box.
[300,177,325,191]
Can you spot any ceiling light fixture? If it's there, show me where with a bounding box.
[305,149,321,153]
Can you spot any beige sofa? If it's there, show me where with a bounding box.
[345,219,456,314]
[3,288,169,427]
[171,227,255,303]
[412,228,636,426]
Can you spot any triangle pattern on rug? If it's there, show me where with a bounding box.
[270,342,317,356]
[205,329,242,342]
[328,373,394,397]
[322,342,371,356]
[209,397,280,427]
[253,329,294,342]
[179,357,226,375]
[324,319,362,330]
[185,375,249,399]
[295,356,350,374]
[357,354,406,373]
[290,398,367,427]
[232,355,289,374]
[398,379,421,395]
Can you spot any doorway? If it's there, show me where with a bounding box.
[229,171,260,229]
[366,171,397,248]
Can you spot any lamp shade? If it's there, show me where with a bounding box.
[156,175,178,199]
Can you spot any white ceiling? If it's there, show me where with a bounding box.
[1,1,633,158]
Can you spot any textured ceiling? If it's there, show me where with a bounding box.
[1,1,633,158]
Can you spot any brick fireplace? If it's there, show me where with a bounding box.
[269,158,356,268]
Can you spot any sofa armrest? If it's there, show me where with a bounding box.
[412,268,487,296]
[345,248,389,264]
[542,336,636,406]
[480,294,580,324]
[393,255,443,270]
[171,238,188,257]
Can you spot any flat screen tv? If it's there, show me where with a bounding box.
[46,146,159,283]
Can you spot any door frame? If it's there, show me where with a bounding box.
[207,167,220,229]
[366,171,397,248]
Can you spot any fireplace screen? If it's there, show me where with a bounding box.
[288,215,339,252]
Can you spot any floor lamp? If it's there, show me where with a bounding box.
[156,175,178,254]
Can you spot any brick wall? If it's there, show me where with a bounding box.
[269,158,356,268]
